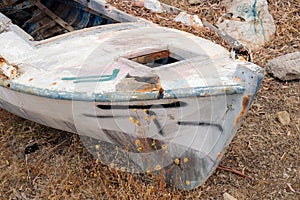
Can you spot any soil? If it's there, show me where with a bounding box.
[0,0,299,199]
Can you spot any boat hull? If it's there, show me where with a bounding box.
[0,77,258,190]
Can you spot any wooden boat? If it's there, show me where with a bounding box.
[0,0,264,190]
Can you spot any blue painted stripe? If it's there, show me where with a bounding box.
[0,79,245,102]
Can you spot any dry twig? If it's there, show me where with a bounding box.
[217,164,254,181]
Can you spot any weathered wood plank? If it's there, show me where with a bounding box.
[30,0,74,32]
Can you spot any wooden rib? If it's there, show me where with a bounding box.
[41,25,65,39]
[30,0,74,32]
[30,20,56,37]
[23,9,46,25]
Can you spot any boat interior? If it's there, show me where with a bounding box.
[0,0,131,40]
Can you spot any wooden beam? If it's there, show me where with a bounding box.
[30,0,74,32]
[0,0,19,9]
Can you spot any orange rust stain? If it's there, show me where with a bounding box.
[0,56,6,67]
[234,76,241,82]
[0,57,21,79]
[50,82,57,86]
[0,74,7,79]
[10,70,16,76]
[157,87,165,99]
[234,95,251,126]
[225,87,232,93]
[131,51,170,64]
[0,56,8,79]
[135,83,161,92]
[238,56,247,61]
[28,78,33,82]
[158,87,164,94]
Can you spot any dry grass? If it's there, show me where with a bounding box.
[1,0,300,199]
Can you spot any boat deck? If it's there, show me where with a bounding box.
[0,21,254,102]
[0,1,262,102]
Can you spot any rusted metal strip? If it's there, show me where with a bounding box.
[30,0,74,32]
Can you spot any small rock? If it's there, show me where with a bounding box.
[283,172,289,179]
[223,192,237,200]
[144,0,164,13]
[187,0,202,5]
[266,52,300,81]
[174,12,203,29]
[132,0,144,8]
[277,111,291,125]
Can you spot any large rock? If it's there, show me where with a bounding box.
[266,52,300,81]
[217,0,276,50]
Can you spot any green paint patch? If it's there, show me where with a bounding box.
[62,69,120,83]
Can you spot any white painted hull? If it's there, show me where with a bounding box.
[0,80,255,190]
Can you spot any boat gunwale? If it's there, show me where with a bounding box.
[0,77,245,102]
